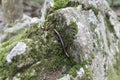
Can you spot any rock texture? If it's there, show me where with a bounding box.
[0,0,120,80]
[6,42,27,63]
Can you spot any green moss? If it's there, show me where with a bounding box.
[47,12,78,56]
[0,30,28,66]
[0,29,31,79]
[107,67,120,80]
[48,0,82,14]
[24,14,79,79]
[92,8,99,16]
[67,64,93,80]
[24,23,78,79]
[81,66,93,80]
[104,14,118,45]
[69,19,78,37]
[107,41,120,80]
[0,31,27,48]
[54,0,82,9]
[0,19,79,79]
[61,19,78,52]
[68,64,81,77]
[86,54,95,65]
[65,1,82,7]
[104,14,118,39]
[48,0,69,14]
[70,77,74,80]
[7,22,14,27]
[105,15,115,33]
[54,0,69,10]
[0,23,40,79]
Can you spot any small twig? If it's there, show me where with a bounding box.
[53,29,70,58]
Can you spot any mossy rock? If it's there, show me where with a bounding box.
[0,17,79,79]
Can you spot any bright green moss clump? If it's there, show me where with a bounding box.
[49,0,82,14]
[54,0,69,10]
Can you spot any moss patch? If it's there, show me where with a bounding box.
[81,66,93,80]
[48,0,82,14]
[92,8,99,16]
[107,41,120,80]
[54,0,69,10]
[68,64,81,77]
[107,67,120,80]
[0,19,79,79]
[67,64,93,80]
[65,1,82,7]
[105,14,115,33]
